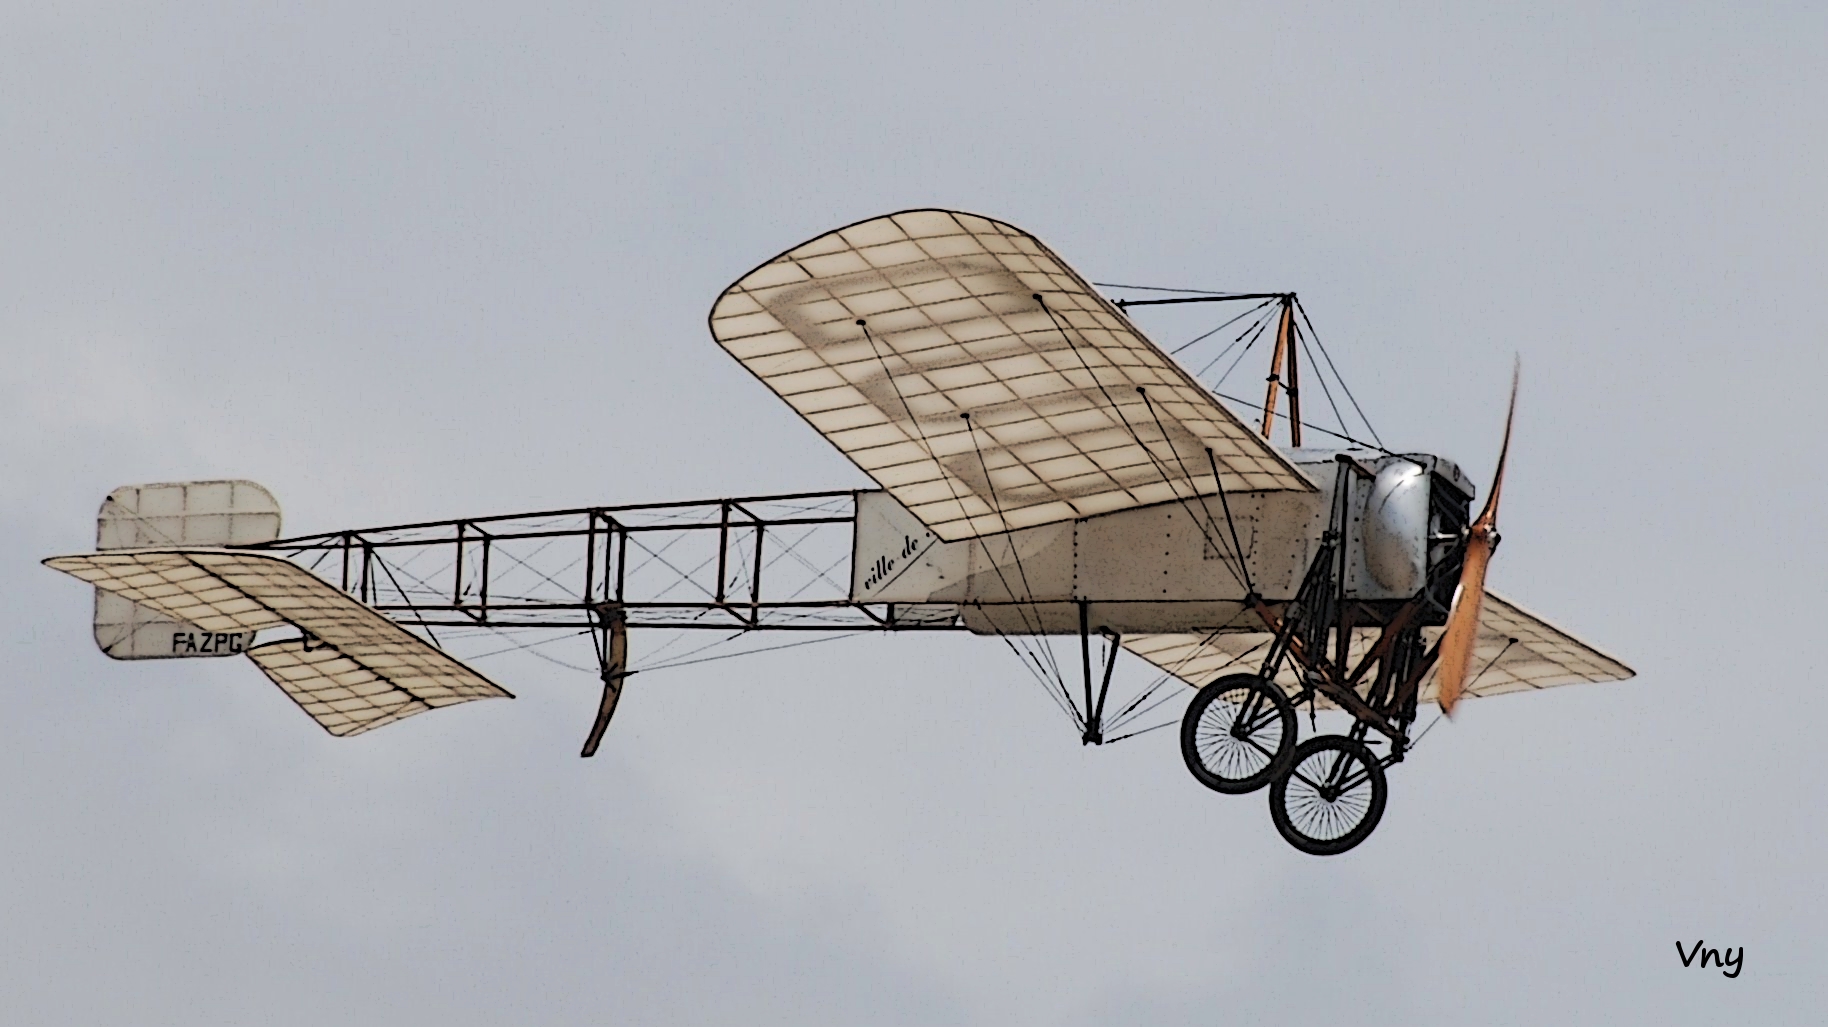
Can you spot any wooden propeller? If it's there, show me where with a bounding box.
[1436,365,1518,715]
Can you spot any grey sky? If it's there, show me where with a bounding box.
[3,3,1822,1023]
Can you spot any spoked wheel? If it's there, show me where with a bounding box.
[1180,673,1297,795]
[1269,734,1388,856]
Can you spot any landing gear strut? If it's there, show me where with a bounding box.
[1177,455,1469,855]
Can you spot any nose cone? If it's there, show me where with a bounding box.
[1363,462,1428,594]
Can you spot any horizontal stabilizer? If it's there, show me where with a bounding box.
[248,637,505,737]
[45,549,511,736]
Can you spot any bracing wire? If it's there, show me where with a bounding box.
[1101,719,1179,744]
[1293,297,1382,447]
[961,413,1072,700]
[1209,390,1396,455]
[861,316,1081,727]
[1135,390,1249,593]
[1093,282,1270,297]
[1169,298,1277,356]
[1192,303,1280,381]
[1104,637,1271,737]
[639,633,858,673]
[359,549,604,673]
[1209,310,1279,390]
[1407,639,1516,751]
[1294,322,1352,445]
[1099,283,1386,454]
[468,629,594,661]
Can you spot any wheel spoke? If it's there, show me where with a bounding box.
[1272,735,1387,851]
[1181,676,1293,795]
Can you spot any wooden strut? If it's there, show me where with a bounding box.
[1247,595,1399,740]
[1260,297,1299,444]
[580,603,629,758]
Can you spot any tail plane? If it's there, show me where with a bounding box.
[46,481,510,736]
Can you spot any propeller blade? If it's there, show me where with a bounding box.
[1435,537,1491,714]
[1473,362,1519,531]
[1437,365,1518,715]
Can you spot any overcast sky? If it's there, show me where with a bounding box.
[3,3,1823,1024]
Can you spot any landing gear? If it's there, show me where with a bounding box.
[1172,455,1471,855]
[1180,674,1296,794]
[1269,734,1388,856]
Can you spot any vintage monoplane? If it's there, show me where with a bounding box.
[45,209,1633,855]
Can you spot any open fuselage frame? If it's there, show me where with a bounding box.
[252,446,1474,763]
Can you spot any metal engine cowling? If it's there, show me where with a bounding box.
[1362,461,1428,595]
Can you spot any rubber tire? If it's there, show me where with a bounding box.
[1269,734,1388,856]
[1180,673,1298,795]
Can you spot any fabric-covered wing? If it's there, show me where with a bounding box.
[1461,593,1635,699]
[709,209,1313,541]
[1122,590,1634,707]
[45,550,511,736]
